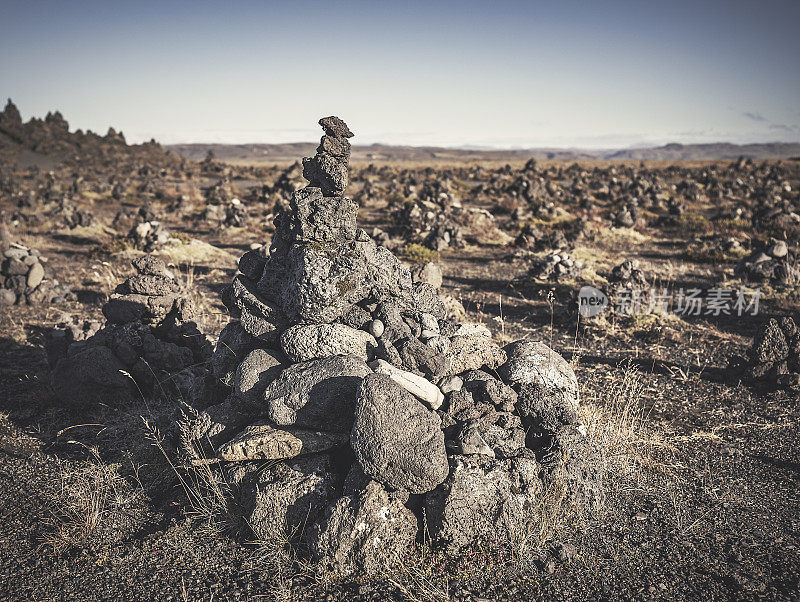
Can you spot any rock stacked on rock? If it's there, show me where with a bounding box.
[48,255,211,405]
[128,218,171,251]
[0,239,73,305]
[736,317,800,391]
[735,239,798,285]
[185,117,600,577]
[525,250,582,281]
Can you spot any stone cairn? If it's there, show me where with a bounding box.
[185,117,601,576]
[734,317,800,391]
[735,239,798,286]
[0,226,73,305]
[524,249,582,282]
[49,255,211,405]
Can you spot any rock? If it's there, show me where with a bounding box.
[210,322,256,384]
[0,289,15,304]
[264,355,372,432]
[238,249,267,280]
[319,116,354,138]
[232,348,284,407]
[425,454,542,551]
[374,302,412,343]
[397,336,449,378]
[26,262,44,289]
[369,359,444,410]
[769,241,788,258]
[351,373,449,494]
[123,274,179,296]
[456,421,495,457]
[308,480,417,577]
[538,426,605,515]
[463,370,518,412]
[4,258,28,275]
[439,375,463,395]
[458,413,527,459]
[445,334,506,375]
[103,293,180,325]
[750,318,788,364]
[412,282,447,319]
[243,455,336,541]
[411,262,443,289]
[223,276,288,343]
[280,323,377,363]
[51,345,133,405]
[500,340,580,432]
[182,398,254,458]
[217,421,348,461]
[259,234,414,324]
[366,319,384,339]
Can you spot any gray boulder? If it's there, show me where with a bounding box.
[280,323,376,363]
[308,480,417,577]
[242,455,336,541]
[210,322,256,385]
[222,276,288,343]
[51,345,133,405]
[445,333,506,375]
[232,348,284,407]
[264,355,372,432]
[351,373,449,494]
[259,236,414,324]
[500,340,580,432]
[424,454,542,551]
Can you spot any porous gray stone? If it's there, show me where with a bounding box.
[280,323,376,363]
[264,355,372,432]
[445,333,506,375]
[243,455,336,541]
[351,373,449,494]
[232,348,284,406]
[425,454,542,551]
[222,276,288,343]
[308,479,417,577]
[500,339,580,432]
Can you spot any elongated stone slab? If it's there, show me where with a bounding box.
[217,422,348,461]
[369,359,444,410]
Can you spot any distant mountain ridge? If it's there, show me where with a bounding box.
[167,141,800,164]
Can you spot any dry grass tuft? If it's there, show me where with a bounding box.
[143,415,240,536]
[41,447,142,553]
[581,363,664,476]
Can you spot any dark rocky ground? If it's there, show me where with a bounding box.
[0,102,799,600]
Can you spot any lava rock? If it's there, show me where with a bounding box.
[351,373,449,494]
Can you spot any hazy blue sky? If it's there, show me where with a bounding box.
[1,0,798,148]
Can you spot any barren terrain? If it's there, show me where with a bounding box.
[1,103,799,600]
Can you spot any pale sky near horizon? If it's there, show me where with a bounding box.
[1,0,798,149]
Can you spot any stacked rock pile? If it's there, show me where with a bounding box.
[0,234,73,305]
[525,250,582,281]
[49,255,211,405]
[609,201,640,228]
[735,239,798,285]
[735,317,800,391]
[128,218,172,251]
[185,117,601,576]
